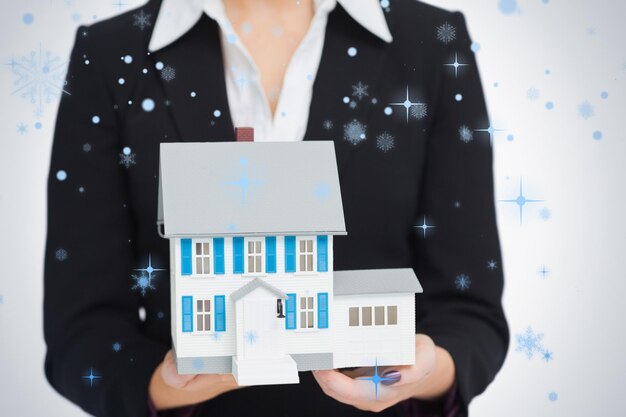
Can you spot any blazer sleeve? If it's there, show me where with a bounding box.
[43,27,168,417]
[412,12,509,410]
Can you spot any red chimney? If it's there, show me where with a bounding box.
[235,127,254,142]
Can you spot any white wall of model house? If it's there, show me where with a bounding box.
[171,235,335,359]
[333,293,416,368]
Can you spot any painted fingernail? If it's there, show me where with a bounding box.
[381,370,401,386]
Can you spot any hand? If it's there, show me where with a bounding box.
[149,350,240,410]
[312,334,455,413]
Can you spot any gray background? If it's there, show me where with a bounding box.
[0,0,624,415]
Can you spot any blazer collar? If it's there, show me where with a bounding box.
[149,0,392,52]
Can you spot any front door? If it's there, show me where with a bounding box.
[242,297,285,359]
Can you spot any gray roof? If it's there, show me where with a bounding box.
[333,268,423,296]
[158,141,346,238]
[230,278,287,301]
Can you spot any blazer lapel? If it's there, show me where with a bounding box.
[150,14,235,143]
[304,4,391,177]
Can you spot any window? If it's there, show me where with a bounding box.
[196,299,211,332]
[300,296,314,328]
[298,238,314,272]
[195,242,210,274]
[387,305,398,325]
[349,307,359,326]
[348,305,398,327]
[361,307,372,326]
[247,239,263,273]
[375,306,385,325]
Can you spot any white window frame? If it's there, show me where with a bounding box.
[244,237,264,274]
[296,236,315,273]
[194,240,211,276]
[195,298,212,333]
[299,295,315,329]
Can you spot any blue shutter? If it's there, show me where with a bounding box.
[285,293,296,330]
[181,239,192,276]
[233,237,244,274]
[213,238,225,274]
[318,293,328,328]
[214,295,226,332]
[285,236,296,273]
[317,235,328,272]
[266,236,276,273]
[182,296,193,332]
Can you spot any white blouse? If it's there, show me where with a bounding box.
[149,0,392,142]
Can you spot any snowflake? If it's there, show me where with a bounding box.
[459,125,473,143]
[376,132,395,152]
[160,65,176,82]
[487,259,498,270]
[119,151,136,168]
[245,330,258,344]
[132,10,152,31]
[515,327,546,359]
[349,100,357,109]
[343,119,367,145]
[542,350,554,362]
[352,81,369,100]
[112,342,122,352]
[527,87,540,101]
[410,103,428,120]
[55,248,68,262]
[539,207,552,221]
[131,271,155,296]
[453,201,461,208]
[454,274,471,291]
[211,332,222,342]
[323,120,333,130]
[578,100,594,119]
[8,44,68,116]
[17,123,28,135]
[436,22,456,44]
[548,392,558,402]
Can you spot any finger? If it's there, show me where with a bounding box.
[314,370,399,413]
[313,369,372,405]
[160,351,195,389]
[185,373,239,392]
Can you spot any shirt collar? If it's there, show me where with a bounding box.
[149,0,393,52]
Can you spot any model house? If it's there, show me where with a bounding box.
[157,139,422,386]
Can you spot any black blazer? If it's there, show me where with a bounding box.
[44,1,508,416]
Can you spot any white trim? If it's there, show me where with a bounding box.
[296,236,316,273]
[194,298,214,333]
[244,237,264,274]
[299,295,316,329]
[192,238,213,277]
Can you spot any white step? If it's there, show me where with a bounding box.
[232,355,299,386]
